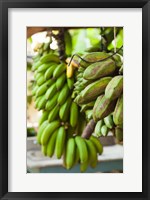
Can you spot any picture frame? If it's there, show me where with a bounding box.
[0,0,150,199]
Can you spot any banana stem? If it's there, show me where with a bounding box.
[81,119,96,139]
[51,28,66,61]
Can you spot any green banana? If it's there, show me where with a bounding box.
[80,101,95,113]
[41,145,47,156]
[41,120,60,145]
[70,102,78,128]
[32,85,39,96]
[113,95,123,125]
[93,95,116,122]
[59,97,72,121]
[65,137,76,169]
[79,52,109,68]
[94,120,104,137]
[105,75,123,100]
[90,159,97,168]
[32,60,42,71]
[75,136,88,163]
[37,76,45,86]
[45,83,57,100]
[76,77,112,104]
[101,125,109,136]
[45,92,59,111]
[53,63,66,79]
[36,79,53,97]
[85,109,93,121]
[56,73,66,90]
[57,84,70,105]
[104,114,114,129]
[33,53,41,61]
[38,111,49,126]
[37,95,47,110]
[37,63,52,73]
[80,160,89,172]
[67,77,74,90]
[40,53,60,63]
[47,129,58,157]
[83,59,116,80]
[34,96,42,109]
[48,104,60,122]
[85,139,97,167]
[55,126,66,159]
[37,120,49,144]
[34,72,43,81]
[44,64,56,80]
[90,135,103,155]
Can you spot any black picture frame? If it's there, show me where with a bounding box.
[0,0,150,199]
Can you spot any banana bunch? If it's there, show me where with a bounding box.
[63,135,103,172]
[72,52,123,142]
[32,45,123,172]
[94,114,115,137]
[32,44,81,162]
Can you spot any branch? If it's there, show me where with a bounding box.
[81,119,96,139]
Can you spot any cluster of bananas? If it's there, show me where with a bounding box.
[94,114,114,137]
[64,135,103,172]
[32,44,104,172]
[73,51,123,142]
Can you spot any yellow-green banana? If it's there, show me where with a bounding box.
[45,92,59,111]
[37,120,49,144]
[32,60,42,71]
[104,114,114,129]
[57,84,70,105]
[59,97,72,121]
[75,136,88,163]
[67,77,74,90]
[80,160,89,172]
[45,83,57,100]
[101,125,109,136]
[41,145,47,156]
[70,102,78,128]
[48,104,60,122]
[37,76,45,86]
[55,126,66,159]
[37,95,47,110]
[40,53,60,64]
[85,139,97,167]
[44,64,56,80]
[47,129,58,157]
[65,137,76,169]
[90,135,103,155]
[36,79,52,97]
[56,73,66,90]
[38,111,49,126]
[32,85,39,96]
[37,63,52,73]
[94,120,104,137]
[41,120,60,145]
[53,63,66,79]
